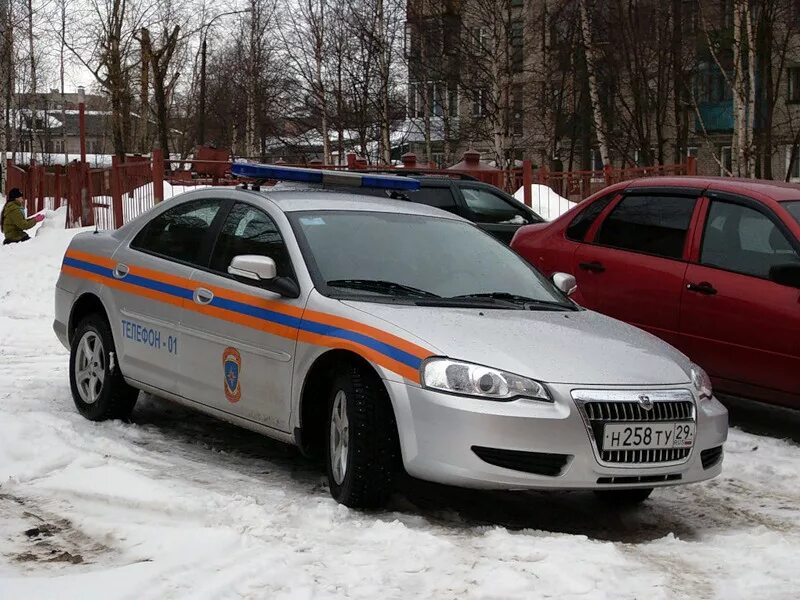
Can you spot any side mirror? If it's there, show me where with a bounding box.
[228,255,277,281]
[228,255,301,298]
[769,262,800,288]
[552,272,577,296]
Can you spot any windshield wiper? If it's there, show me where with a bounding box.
[449,292,574,311]
[326,279,440,298]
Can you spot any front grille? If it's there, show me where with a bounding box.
[584,400,693,422]
[577,394,695,465]
[701,446,723,469]
[472,446,571,476]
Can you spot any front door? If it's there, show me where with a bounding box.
[179,201,305,432]
[679,196,800,404]
[572,192,699,347]
[112,197,225,393]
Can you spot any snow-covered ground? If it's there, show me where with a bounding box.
[1,215,800,599]
[514,184,578,221]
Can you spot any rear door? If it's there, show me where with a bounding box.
[573,190,701,347]
[179,200,305,431]
[457,183,539,244]
[113,197,225,393]
[679,194,800,404]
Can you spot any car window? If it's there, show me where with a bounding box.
[461,188,530,225]
[131,198,222,265]
[566,193,615,241]
[701,201,800,278]
[596,195,697,259]
[409,187,460,215]
[784,200,800,225]
[209,203,293,278]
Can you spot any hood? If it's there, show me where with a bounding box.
[343,301,692,386]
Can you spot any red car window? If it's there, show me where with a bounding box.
[565,193,616,241]
[700,200,800,279]
[595,195,698,260]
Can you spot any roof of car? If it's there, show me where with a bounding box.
[625,176,800,201]
[258,188,467,220]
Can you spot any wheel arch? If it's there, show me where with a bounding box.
[68,292,111,342]
[295,349,392,458]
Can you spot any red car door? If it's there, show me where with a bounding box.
[572,191,701,348]
[679,194,800,407]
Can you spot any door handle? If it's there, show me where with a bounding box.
[579,261,605,273]
[113,263,129,279]
[194,288,214,305]
[686,281,717,295]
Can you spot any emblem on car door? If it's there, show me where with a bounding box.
[638,395,653,410]
[223,347,242,403]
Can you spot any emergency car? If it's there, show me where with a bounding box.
[53,165,728,508]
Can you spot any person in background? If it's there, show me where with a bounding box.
[2,188,44,245]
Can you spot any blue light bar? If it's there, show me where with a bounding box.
[230,163,420,191]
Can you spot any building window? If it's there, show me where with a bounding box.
[720,146,732,175]
[472,89,487,118]
[511,20,523,72]
[446,84,458,117]
[590,148,604,171]
[788,67,800,103]
[404,22,413,59]
[682,0,698,34]
[687,146,698,158]
[511,0,523,6]
[471,26,488,53]
[512,85,523,135]
[786,146,800,181]
[721,0,733,28]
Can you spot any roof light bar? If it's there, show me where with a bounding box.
[230,163,420,191]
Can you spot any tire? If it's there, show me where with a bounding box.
[69,314,138,421]
[594,487,653,506]
[325,364,399,509]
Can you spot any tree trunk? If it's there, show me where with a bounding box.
[578,0,609,167]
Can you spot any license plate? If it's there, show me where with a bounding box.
[602,422,695,451]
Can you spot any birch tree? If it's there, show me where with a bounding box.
[578,0,609,168]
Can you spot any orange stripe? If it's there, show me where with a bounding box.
[65,249,117,269]
[301,308,431,359]
[61,252,430,380]
[298,331,421,383]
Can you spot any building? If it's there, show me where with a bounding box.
[403,0,800,181]
[10,89,178,163]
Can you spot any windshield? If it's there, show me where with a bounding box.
[290,210,571,307]
[785,201,800,226]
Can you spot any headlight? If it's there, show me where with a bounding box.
[421,358,551,402]
[690,364,713,400]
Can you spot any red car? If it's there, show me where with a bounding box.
[511,177,800,409]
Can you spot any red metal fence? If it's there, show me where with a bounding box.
[5,149,697,230]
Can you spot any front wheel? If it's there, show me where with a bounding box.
[325,365,398,509]
[69,314,138,421]
[594,487,653,506]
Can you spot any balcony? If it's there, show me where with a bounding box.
[696,100,733,133]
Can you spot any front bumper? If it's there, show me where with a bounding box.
[386,380,728,490]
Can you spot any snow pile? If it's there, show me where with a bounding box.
[1,227,800,598]
[514,184,577,221]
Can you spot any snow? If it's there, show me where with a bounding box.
[514,184,578,221]
[1,213,800,599]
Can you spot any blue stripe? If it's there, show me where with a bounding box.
[64,256,424,371]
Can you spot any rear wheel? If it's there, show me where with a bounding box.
[325,364,398,508]
[594,487,653,506]
[69,314,138,421]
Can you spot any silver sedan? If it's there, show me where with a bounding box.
[53,170,728,508]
